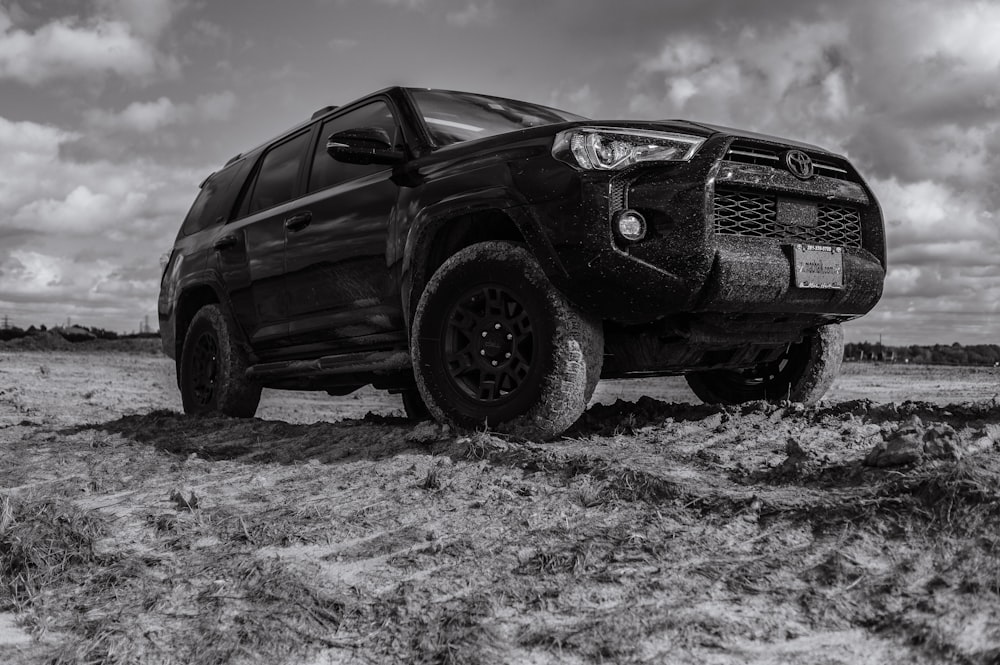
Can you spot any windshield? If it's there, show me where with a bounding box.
[408,89,586,147]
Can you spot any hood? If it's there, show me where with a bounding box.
[662,119,832,154]
[582,118,835,155]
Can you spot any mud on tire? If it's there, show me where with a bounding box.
[685,323,844,405]
[411,241,603,440]
[179,304,262,417]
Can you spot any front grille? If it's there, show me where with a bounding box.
[714,190,862,248]
[817,203,863,247]
[713,191,777,235]
[725,141,853,181]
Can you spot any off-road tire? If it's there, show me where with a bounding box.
[401,389,431,421]
[179,305,262,417]
[685,323,844,405]
[411,241,603,440]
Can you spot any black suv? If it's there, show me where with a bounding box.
[159,87,885,438]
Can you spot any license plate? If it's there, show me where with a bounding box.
[793,244,843,289]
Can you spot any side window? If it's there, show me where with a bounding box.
[248,131,311,214]
[308,100,401,193]
[180,159,249,235]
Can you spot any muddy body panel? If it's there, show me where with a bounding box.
[517,135,885,326]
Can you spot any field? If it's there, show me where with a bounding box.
[2,342,999,664]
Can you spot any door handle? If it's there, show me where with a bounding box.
[284,211,313,232]
[212,235,238,251]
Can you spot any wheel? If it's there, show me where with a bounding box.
[411,241,603,440]
[401,389,430,421]
[685,323,843,405]
[179,305,262,417]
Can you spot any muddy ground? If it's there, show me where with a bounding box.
[1,342,999,664]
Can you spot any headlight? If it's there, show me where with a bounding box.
[552,127,705,170]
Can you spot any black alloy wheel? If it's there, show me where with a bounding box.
[188,330,220,407]
[179,304,262,418]
[411,241,604,440]
[443,285,539,403]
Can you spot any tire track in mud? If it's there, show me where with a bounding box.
[74,396,1000,531]
[12,396,1000,664]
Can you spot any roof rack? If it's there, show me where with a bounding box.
[311,105,339,120]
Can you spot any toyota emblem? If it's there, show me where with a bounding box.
[785,150,814,180]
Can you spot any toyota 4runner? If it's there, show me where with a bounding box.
[159,87,885,439]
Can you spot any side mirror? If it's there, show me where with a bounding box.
[326,127,404,165]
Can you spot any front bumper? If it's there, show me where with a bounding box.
[696,236,883,314]
[526,134,886,324]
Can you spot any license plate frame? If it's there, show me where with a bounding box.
[792,244,844,289]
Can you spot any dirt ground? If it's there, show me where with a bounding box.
[2,342,999,664]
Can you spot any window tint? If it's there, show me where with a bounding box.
[248,131,310,214]
[180,159,249,235]
[308,101,401,193]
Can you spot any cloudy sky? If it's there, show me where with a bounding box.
[0,0,997,344]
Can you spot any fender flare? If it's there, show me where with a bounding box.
[173,274,251,353]
[399,191,568,330]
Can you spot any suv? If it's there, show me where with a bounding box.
[159,87,885,439]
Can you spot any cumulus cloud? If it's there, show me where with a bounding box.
[629,18,853,145]
[0,250,111,303]
[0,112,202,329]
[871,177,996,249]
[86,97,178,133]
[84,92,237,133]
[328,37,358,51]
[0,5,178,85]
[628,1,1000,154]
[373,0,429,9]
[0,117,78,211]
[0,247,162,335]
[445,2,496,26]
[11,186,148,235]
[95,0,181,40]
[549,83,602,118]
[190,18,228,44]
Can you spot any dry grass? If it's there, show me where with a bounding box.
[0,492,354,665]
[0,494,107,615]
[3,353,1000,664]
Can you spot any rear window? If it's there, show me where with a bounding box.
[180,159,252,236]
[248,131,311,214]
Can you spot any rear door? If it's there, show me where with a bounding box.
[219,129,312,350]
[282,99,406,351]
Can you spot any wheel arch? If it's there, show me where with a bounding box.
[173,284,222,367]
[401,203,566,331]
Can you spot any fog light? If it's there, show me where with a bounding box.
[615,209,647,241]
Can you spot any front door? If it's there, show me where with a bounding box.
[282,100,406,351]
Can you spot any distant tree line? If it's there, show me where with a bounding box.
[845,341,1000,366]
[0,324,159,342]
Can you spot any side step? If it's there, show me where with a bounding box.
[246,350,411,382]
